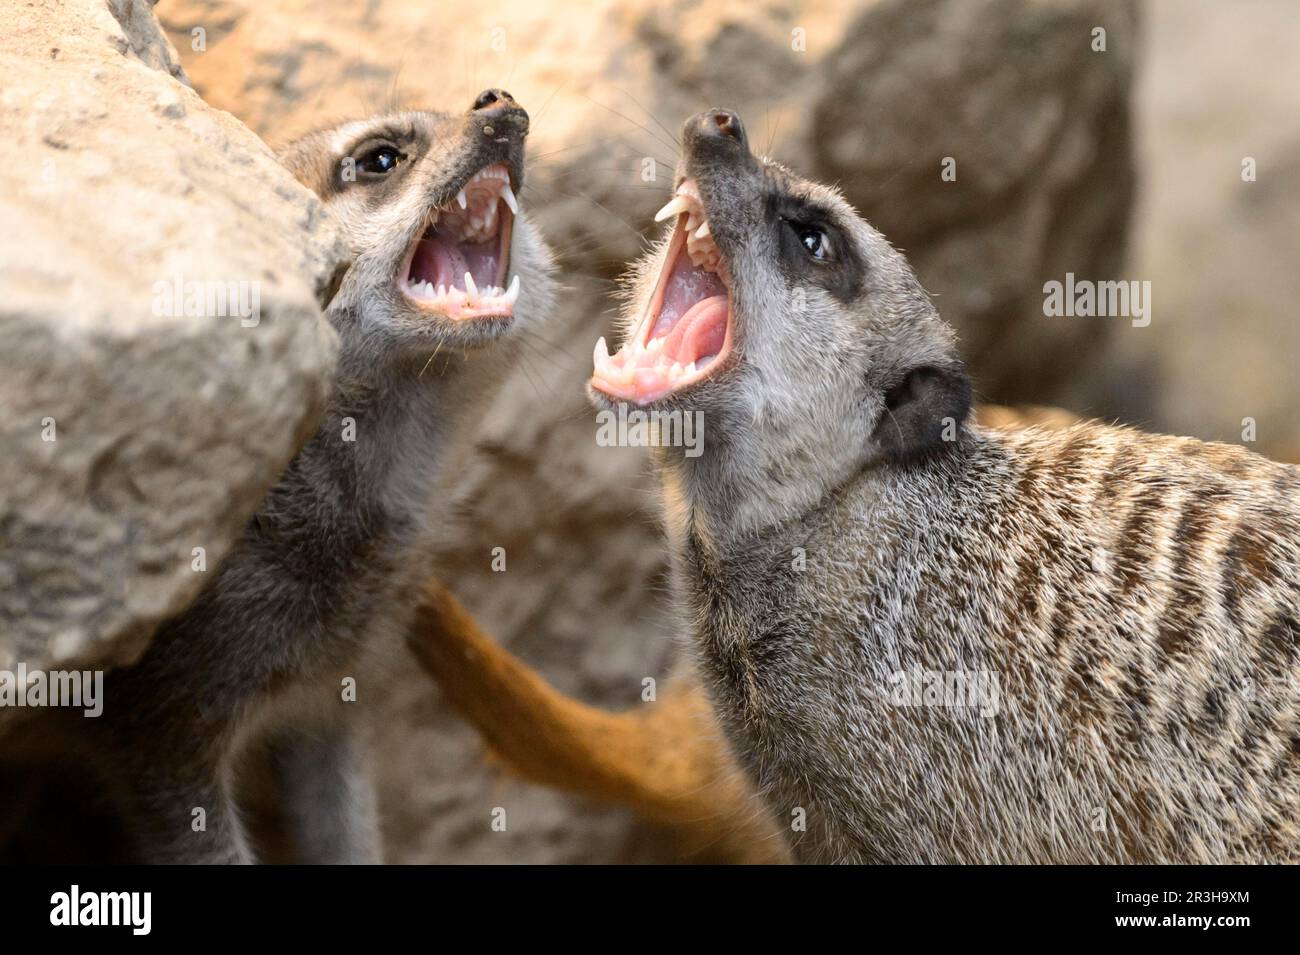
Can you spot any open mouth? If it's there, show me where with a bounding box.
[400,163,521,319]
[591,180,733,404]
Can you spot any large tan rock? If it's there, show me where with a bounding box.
[0,0,346,689]
[156,0,1138,862]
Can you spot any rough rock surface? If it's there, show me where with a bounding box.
[0,0,346,693]
[151,0,1138,863]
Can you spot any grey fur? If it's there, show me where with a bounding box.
[72,101,554,863]
[593,111,1300,863]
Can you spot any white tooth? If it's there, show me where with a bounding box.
[685,361,697,375]
[594,336,609,366]
[503,274,521,303]
[670,362,683,376]
[471,216,482,231]
[647,337,663,353]
[456,189,468,210]
[500,182,519,214]
[464,271,478,299]
[654,195,692,223]
[694,220,711,239]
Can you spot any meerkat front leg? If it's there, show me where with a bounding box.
[269,720,381,865]
[115,753,253,864]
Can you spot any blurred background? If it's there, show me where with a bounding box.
[6,0,1296,863]
[153,0,1299,863]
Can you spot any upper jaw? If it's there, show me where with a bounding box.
[397,162,524,323]
[590,178,736,406]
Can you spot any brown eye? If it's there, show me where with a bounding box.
[783,217,831,261]
[798,226,829,259]
[355,144,403,176]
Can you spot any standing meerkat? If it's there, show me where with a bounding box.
[585,109,1300,864]
[405,405,1086,864]
[36,90,554,864]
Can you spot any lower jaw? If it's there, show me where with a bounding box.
[400,287,516,325]
[590,334,731,405]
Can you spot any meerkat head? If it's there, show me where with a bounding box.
[279,89,553,360]
[590,109,971,519]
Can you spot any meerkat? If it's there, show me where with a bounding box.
[583,109,1300,864]
[404,402,1083,865]
[36,90,554,864]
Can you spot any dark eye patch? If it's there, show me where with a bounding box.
[335,125,425,192]
[356,143,403,176]
[767,193,864,304]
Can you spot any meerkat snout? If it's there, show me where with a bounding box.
[279,91,550,358]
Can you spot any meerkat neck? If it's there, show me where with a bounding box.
[262,338,508,560]
[653,418,883,550]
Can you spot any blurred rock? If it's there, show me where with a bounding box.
[155,0,1137,862]
[808,0,1138,410]
[1122,0,1300,454]
[0,0,345,695]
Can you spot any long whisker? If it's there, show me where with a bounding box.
[582,93,682,159]
[611,85,681,147]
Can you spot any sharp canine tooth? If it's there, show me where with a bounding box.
[685,361,697,374]
[503,274,520,304]
[464,272,478,298]
[456,189,468,210]
[654,196,692,222]
[501,182,519,214]
[695,220,711,239]
[594,336,609,366]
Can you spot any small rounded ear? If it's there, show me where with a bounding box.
[871,364,972,462]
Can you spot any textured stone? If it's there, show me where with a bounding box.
[0,0,346,690]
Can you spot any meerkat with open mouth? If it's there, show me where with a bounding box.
[589,109,1300,864]
[57,90,554,863]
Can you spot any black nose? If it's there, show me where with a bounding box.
[469,88,529,142]
[708,110,744,144]
[683,109,749,161]
[694,109,746,147]
[472,88,516,113]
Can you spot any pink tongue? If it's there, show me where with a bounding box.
[653,254,725,335]
[663,296,727,364]
[409,235,501,292]
[649,252,727,363]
